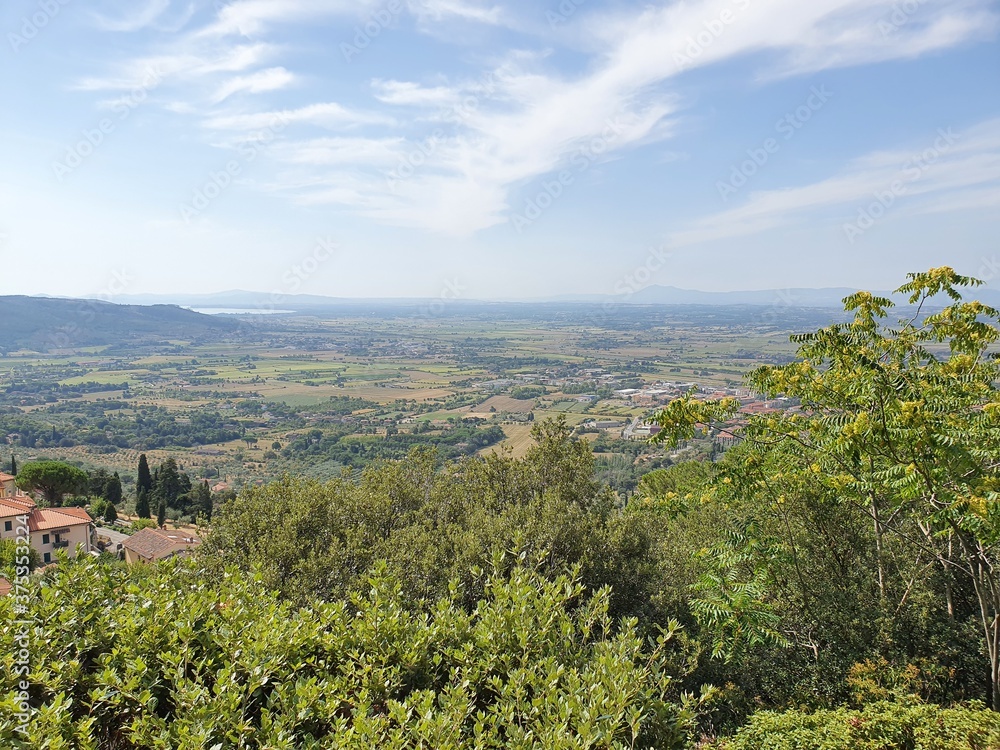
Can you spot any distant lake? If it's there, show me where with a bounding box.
[186,307,296,316]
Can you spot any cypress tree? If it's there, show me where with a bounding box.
[157,459,182,506]
[156,499,166,528]
[198,480,213,522]
[103,502,117,524]
[105,472,123,505]
[10,453,16,475]
[137,454,152,496]
[136,488,150,519]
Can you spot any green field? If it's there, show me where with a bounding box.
[0,304,820,496]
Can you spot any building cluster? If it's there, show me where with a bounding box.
[612,381,698,406]
[578,380,799,443]
[0,470,201,597]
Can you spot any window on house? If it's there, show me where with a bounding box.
[43,552,51,563]
[54,534,61,543]
[3,520,10,532]
[42,534,50,545]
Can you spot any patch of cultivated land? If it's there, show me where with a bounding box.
[481,424,535,458]
[470,395,535,414]
[0,303,815,492]
[345,385,453,402]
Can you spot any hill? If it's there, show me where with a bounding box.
[0,296,238,352]
[624,285,863,306]
[607,284,1000,308]
[113,285,1000,310]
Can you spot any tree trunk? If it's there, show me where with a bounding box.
[933,522,998,711]
[944,534,954,620]
[870,495,886,601]
[968,554,1000,711]
[992,618,999,712]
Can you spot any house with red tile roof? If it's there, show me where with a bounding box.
[123,527,200,565]
[0,484,94,565]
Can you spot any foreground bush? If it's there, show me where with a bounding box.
[0,555,699,749]
[200,426,663,622]
[712,701,1000,750]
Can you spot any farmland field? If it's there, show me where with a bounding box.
[0,302,834,503]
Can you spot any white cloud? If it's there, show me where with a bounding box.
[584,0,996,84]
[70,0,1000,238]
[273,137,409,166]
[91,0,171,32]
[201,0,379,37]
[273,0,997,235]
[765,4,999,77]
[372,80,460,107]
[665,119,1000,248]
[74,0,375,93]
[74,43,277,91]
[212,67,297,103]
[203,103,395,131]
[408,0,504,25]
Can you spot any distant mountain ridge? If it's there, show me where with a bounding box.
[109,291,434,308]
[624,285,875,307]
[0,296,237,352]
[108,285,1000,310]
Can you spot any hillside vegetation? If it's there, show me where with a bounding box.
[2,269,999,748]
[0,296,236,352]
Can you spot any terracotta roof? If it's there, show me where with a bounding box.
[123,527,200,562]
[124,528,176,560]
[0,473,15,482]
[1,498,93,531]
[0,497,34,518]
[0,577,10,597]
[51,506,91,521]
[28,506,93,532]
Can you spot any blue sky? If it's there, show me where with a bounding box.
[1,0,998,300]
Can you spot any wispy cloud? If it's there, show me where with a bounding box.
[203,103,395,131]
[273,137,410,166]
[70,0,999,237]
[211,67,297,103]
[267,0,996,234]
[73,43,277,91]
[372,80,460,107]
[408,0,504,25]
[91,0,172,32]
[200,0,378,37]
[764,3,998,77]
[665,119,1000,248]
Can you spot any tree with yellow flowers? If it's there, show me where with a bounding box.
[655,268,1000,710]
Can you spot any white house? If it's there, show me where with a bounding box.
[0,473,94,565]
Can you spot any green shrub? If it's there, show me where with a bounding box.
[847,658,960,706]
[88,497,108,519]
[712,702,1000,750]
[200,429,663,621]
[0,555,702,749]
[0,538,39,573]
[510,385,546,400]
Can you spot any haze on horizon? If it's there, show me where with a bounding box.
[2,0,999,301]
